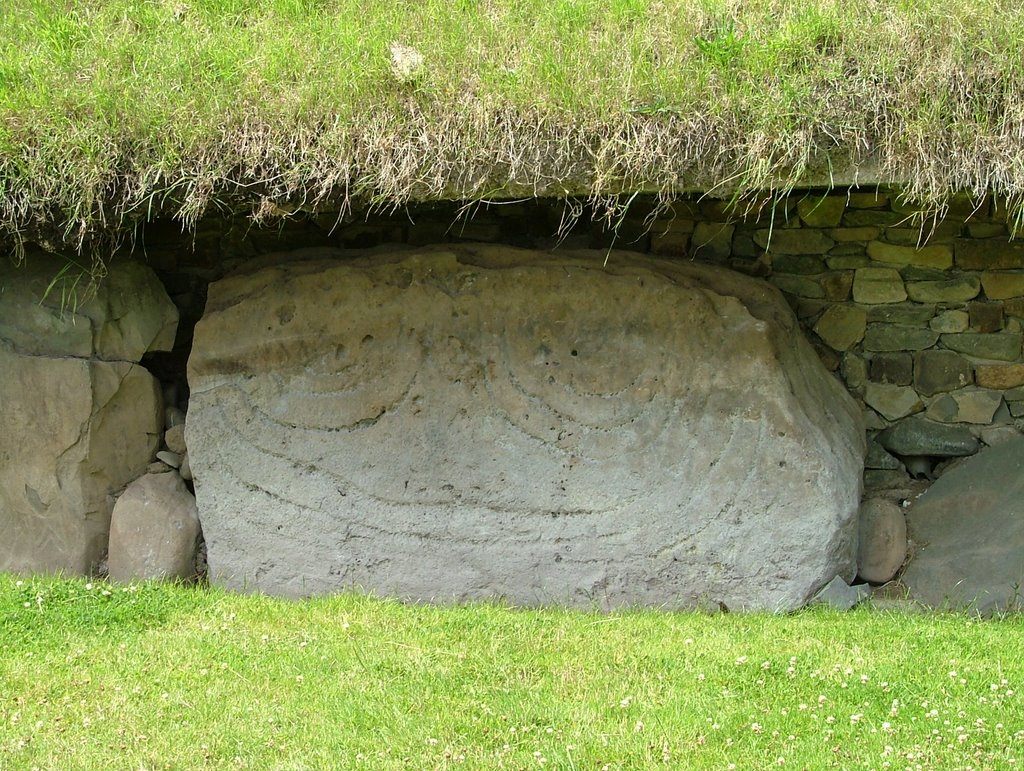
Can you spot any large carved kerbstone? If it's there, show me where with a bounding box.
[0,254,175,574]
[187,246,865,610]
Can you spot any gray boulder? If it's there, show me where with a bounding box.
[902,436,1024,614]
[107,472,201,582]
[857,498,907,584]
[877,417,979,457]
[0,253,176,575]
[187,245,865,610]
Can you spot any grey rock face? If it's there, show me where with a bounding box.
[107,472,201,582]
[876,417,979,457]
[0,253,176,574]
[809,575,871,610]
[187,245,865,610]
[857,498,907,584]
[902,436,1024,614]
[0,253,177,360]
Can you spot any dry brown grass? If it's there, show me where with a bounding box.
[1,0,1023,261]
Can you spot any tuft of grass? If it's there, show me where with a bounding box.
[2,574,1024,768]
[1,0,1024,262]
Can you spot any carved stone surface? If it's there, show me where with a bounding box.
[903,436,1024,614]
[187,245,865,610]
[0,253,174,574]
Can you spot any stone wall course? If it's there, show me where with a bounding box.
[12,187,1017,591]
[852,268,906,304]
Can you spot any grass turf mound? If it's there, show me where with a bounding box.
[2,0,1023,256]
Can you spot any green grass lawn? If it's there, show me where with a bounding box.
[2,0,1023,253]
[2,575,1022,769]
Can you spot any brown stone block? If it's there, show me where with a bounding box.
[968,301,1005,333]
[905,276,981,303]
[821,271,854,301]
[870,353,913,386]
[975,364,1024,389]
[981,271,1024,300]
[864,324,939,352]
[1006,297,1024,319]
[914,350,973,396]
[853,268,906,304]
[814,304,867,351]
[941,332,1024,362]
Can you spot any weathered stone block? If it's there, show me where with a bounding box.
[107,472,201,582]
[841,353,868,392]
[0,254,176,575]
[0,254,178,360]
[877,417,979,457]
[966,223,1007,239]
[975,364,1024,389]
[820,272,853,301]
[853,268,906,304]
[980,272,1024,300]
[772,254,826,274]
[864,383,923,421]
[649,228,691,257]
[814,305,866,351]
[731,232,762,259]
[770,275,824,298]
[968,301,1004,333]
[828,244,865,257]
[857,498,907,584]
[903,437,1024,613]
[955,239,1024,270]
[827,254,871,269]
[901,266,948,281]
[830,227,880,242]
[863,324,940,352]
[929,310,969,333]
[865,440,902,470]
[905,276,981,303]
[843,210,905,227]
[797,196,846,227]
[867,302,936,324]
[164,424,187,455]
[1007,298,1024,319]
[914,350,973,396]
[691,222,734,261]
[925,389,1003,425]
[867,241,953,269]
[186,246,865,610]
[883,222,962,244]
[869,353,913,386]
[755,229,834,255]
[0,351,163,574]
[847,192,890,209]
[940,332,1024,362]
